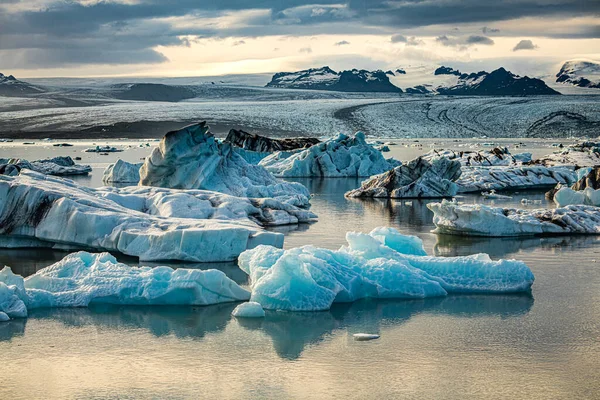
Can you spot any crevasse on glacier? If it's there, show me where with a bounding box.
[238,227,534,311]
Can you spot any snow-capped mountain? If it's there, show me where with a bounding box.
[266,67,402,92]
[555,60,600,89]
[0,73,43,96]
[436,67,560,96]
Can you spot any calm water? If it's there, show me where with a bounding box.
[1,139,600,399]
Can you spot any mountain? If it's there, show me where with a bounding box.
[0,73,44,96]
[555,60,600,89]
[111,83,197,102]
[436,67,560,96]
[266,66,402,93]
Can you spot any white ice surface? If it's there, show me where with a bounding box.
[238,227,534,311]
[232,301,265,318]
[102,159,142,183]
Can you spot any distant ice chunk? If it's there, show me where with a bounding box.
[422,147,528,167]
[428,199,600,236]
[238,227,533,311]
[0,252,249,319]
[232,301,265,318]
[259,132,398,177]
[0,156,92,176]
[457,165,576,192]
[102,159,142,183]
[139,122,311,207]
[346,157,461,198]
[353,333,380,341]
[85,145,122,153]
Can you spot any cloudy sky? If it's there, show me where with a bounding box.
[0,0,598,78]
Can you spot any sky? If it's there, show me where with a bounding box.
[0,0,598,78]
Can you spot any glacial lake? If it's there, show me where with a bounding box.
[1,138,600,399]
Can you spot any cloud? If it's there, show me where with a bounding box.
[466,35,495,45]
[299,47,312,53]
[513,39,538,51]
[232,40,246,46]
[390,34,407,43]
[482,26,500,34]
[437,35,494,47]
[406,36,424,46]
[334,40,350,46]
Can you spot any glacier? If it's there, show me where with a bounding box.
[0,251,250,321]
[139,122,311,207]
[238,227,534,311]
[258,132,398,178]
[102,159,142,183]
[0,156,92,176]
[428,199,600,236]
[0,170,319,262]
[346,157,461,198]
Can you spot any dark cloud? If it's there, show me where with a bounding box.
[390,34,407,43]
[513,39,538,51]
[0,0,597,68]
[482,26,500,34]
[233,40,246,46]
[334,40,350,46]
[466,35,495,45]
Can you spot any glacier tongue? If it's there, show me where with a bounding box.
[259,132,398,178]
[238,227,534,311]
[0,170,308,262]
[0,252,250,320]
[139,122,311,207]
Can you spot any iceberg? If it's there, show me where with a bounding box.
[238,227,534,311]
[423,147,531,167]
[552,167,600,207]
[225,128,319,152]
[102,159,142,183]
[0,251,250,321]
[84,145,122,153]
[232,301,265,318]
[0,156,92,176]
[139,122,311,207]
[457,165,576,192]
[0,170,308,262]
[259,132,398,178]
[536,143,600,167]
[428,199,600,236]
[346,157,461,198]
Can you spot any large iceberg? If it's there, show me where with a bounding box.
[259,132,398,177]
[238,227,534,311]
[225,128,319,152]
[428,199,600,236]
[0,251,250,320]
[457,165,576,192]
[0,156,92,176]
[346,157,461,198]
[102,159,142,184]
[0,170,318,261]
[139,122,311,207]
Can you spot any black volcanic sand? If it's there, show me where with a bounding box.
[0,120,321,140]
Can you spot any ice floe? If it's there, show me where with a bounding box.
[0,156,92,176]
[428,199,600,236]
[457,165,576,192]
[0,170,318,261]
[0,252,250,320]
[232,301,265,318]
[103,159,142,184]
[85,145,122,153]
[346,157,461,198]
[139,122,311,207]
[259,132,399,177]
[423,147,531,167]
[238,227,534,311]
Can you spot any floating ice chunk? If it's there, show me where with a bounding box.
[259,132,398,177]
[232,301,265,318]
[457,166,576,193]
[102,159,142,183]
[0,311,9,322]
[554,187,600,207]
[239,227,533,311]
[346,157,461,198]
[0,252,250,318]
[353,333,380,341]
[422,147,525,167]
[85,145,122,153]
[139,122,311,207]
[0,170,294,262]
[0,156,91,176]
[428,199,600,236]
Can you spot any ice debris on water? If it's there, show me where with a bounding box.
[353,333,380,341]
